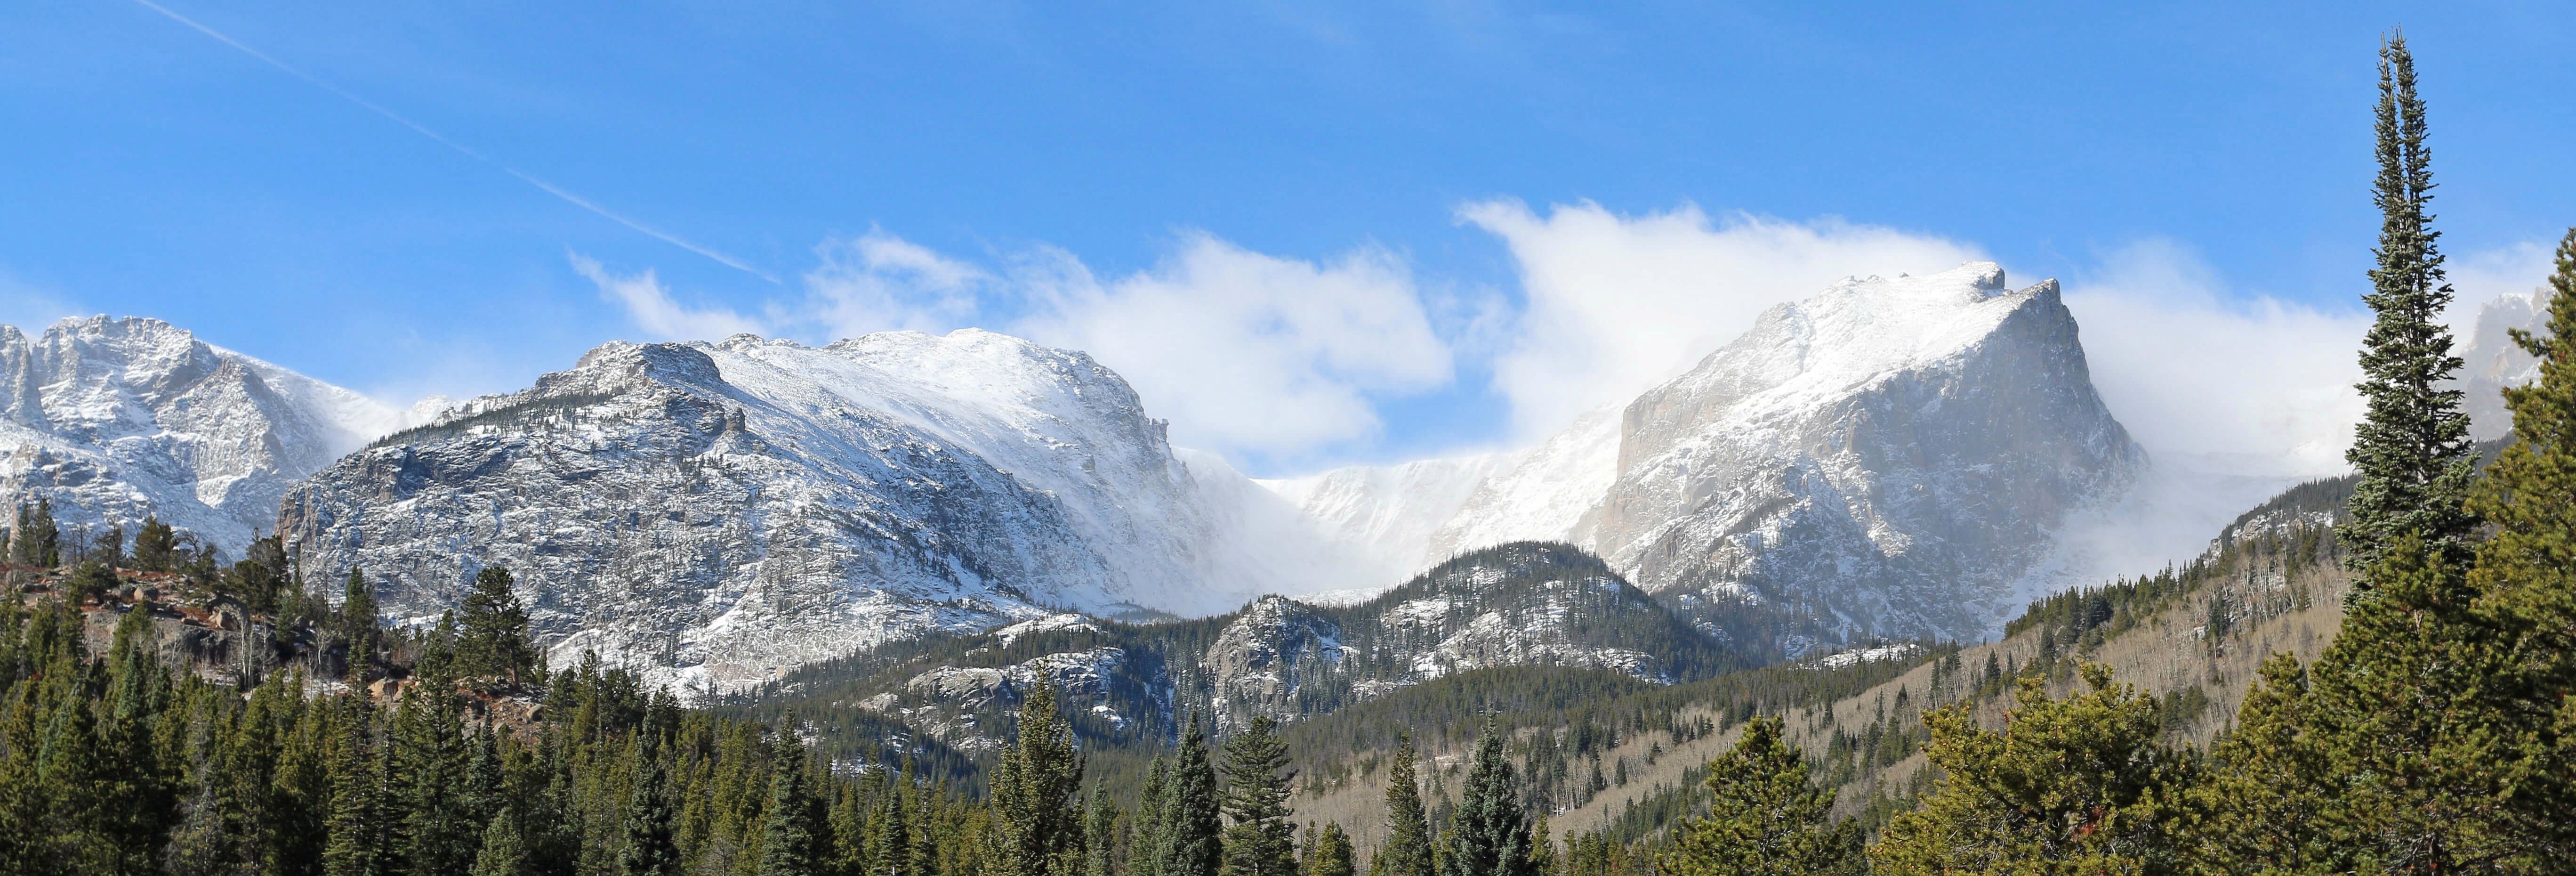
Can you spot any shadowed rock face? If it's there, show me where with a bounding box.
[280,329,1365,697]
[1587,264,2144,643]
[0,316,398,549]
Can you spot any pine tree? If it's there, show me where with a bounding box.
[1367,735,1432,876]
[131,516,176,572]
[619,739,680,876]
[1658,716,1857,876]
[29,498,56,568]
[457,567,536,688]
[1868,665,2188,875]
[1133,756,1171,876]
[1436,719,1531,876]
[2463,225,2576,861]
[340,568,380,681]
[2305,535,2528,872]
[1085,786,1120,876]
[470,812,531,876]
[1158,713,1224,876]
[988,678,1087,876]
[761,735,826,876]
[868,770,914,876]
[1305,822,1354,876]
[1219,717,1297,876]
[2187,653,2340,873]
[394,680,475,876]
[323,706,389,876]
[2343,28,2480,589]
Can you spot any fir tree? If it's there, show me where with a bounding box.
[2188,653,2340,873]
[1367,735,1432,876]
[394,679,475,876]
[131,516,175,572]
[1869,665,2189,875]
[1158,713,1224,876]
[1219,716,1297,876]
[1658,716,1857,876]
[1436,719,1531,876]
[2343,28,2480,588]
[868,770,915,876]
[1085,786,1121,876]
[1521,816,1554,876]
[323,706,389,876]
[619,739,680,876]
[1133,756,1171,876]
[28,498,56,568]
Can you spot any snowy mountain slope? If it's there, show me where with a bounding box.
[2460,285,2551,441]
[757,541,1747,752]
[1257,455,1509,581]
[0,316,402,550]
[1593,262,2143,641]
[1263,263,2143,648]
[280,330,1369,695]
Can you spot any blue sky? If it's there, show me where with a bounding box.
[3,1,2570,475]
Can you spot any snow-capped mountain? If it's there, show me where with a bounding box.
[279,330,1367,695]
[0,316,403,550]
[2460,284,2553,441]
[1270,263,2145,646]
[768,541,1743,752]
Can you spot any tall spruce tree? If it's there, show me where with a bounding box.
[1219,717,1297,876]
[457,567,536,687]
[469,812,532,876]
[340,568,380,681]
[2344,28,2480,589]
[1658,716,1858,876]
[1436,720,1532,876]
[1133,756,1171,876]
[2463,225,2576,861]
[1158,713,1224,876]
[322,706,388,876]
[760,735,826,876]
[988,678,1086,876]
[1368,735,1432,876]
[1085,786,1121,876]
[619,738,680,876]
[2187,653,2340,873]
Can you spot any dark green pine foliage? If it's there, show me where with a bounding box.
[2465,225,2576,861]
[323,707,390,876]
[1084,786,1120,876]
[469,811,531,876]
[988,678,1087,876]
[1437,720,1532,876]
[759,734,826,876]
[340,568,380,681]
[2188,653,2339,873]
[1304,822,1355,876]
[1157,713,1224,876]
[458,567,537,687]
[1368,735,1433,876]
[131,515,176,572]
[1218,717,1297,876]
[394,676,476,876]
[2343,28,2480,589]
[1658,716,1858,876]
[618,738,681,876]
[1132,756,1171,876]
[867,770,915,876]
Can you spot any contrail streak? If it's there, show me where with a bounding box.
[129,0,780,283]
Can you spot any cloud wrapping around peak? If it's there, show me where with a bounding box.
[581,232,1454,463]
[1462,200,1990,438]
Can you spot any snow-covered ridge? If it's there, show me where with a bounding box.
[0,315,404,549]
[281,328,1370,695]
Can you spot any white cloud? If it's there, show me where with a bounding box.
[585,233,1453,463]
[2061,239,2369,478]
[802,229,989,337]
[2446,238,2558,328]
[1008,234,1452,459]
[1461,200,1989,438]
[575,253,768,341]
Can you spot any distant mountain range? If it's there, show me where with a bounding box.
[1,266,2550,695]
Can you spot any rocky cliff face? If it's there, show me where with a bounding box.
[1268,263,2145,648]
[279,329,1363,695]
[2459,285,2552,441]
[0,316,401,550]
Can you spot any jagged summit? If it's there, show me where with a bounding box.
[1267,263,2144,649]
[0,315,401,548]
[282,328,1365,696]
